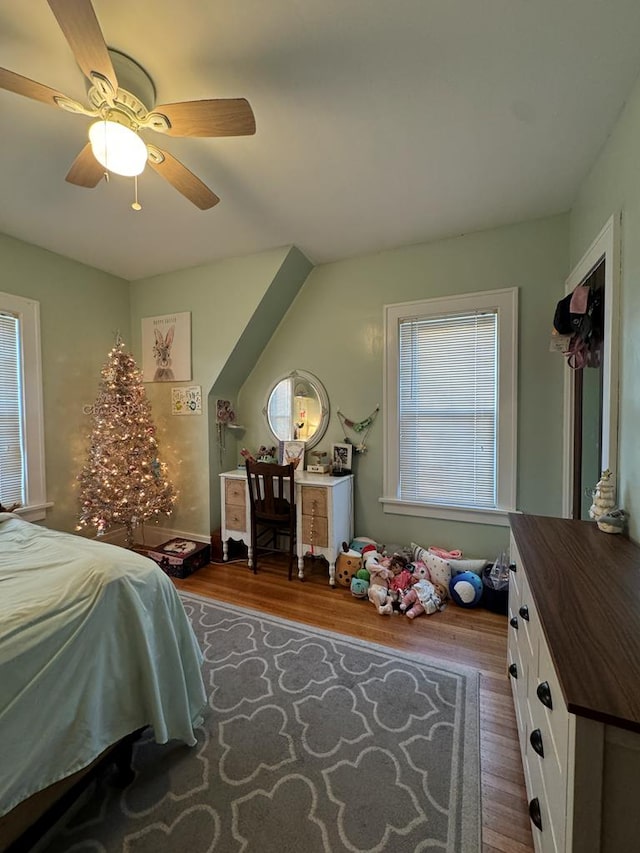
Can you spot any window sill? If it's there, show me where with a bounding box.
[14,502,53,523]
[379,497,515,526]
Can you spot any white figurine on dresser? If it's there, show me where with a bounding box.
[219,469,353,585]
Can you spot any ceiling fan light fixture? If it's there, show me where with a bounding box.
[88,119,147,177]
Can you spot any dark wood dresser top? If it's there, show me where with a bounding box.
[509,512,640,733]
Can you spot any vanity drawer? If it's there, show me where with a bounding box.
[301,514,328,547]
[301,486,328,518]
[225,504,246,532]
[225,479,246,506]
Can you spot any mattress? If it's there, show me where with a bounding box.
[0,513,207,816]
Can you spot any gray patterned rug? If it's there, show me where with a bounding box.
[47,594,481,852]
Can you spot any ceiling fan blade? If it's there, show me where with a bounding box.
[47,0,117,95]
[66,143,105,187]
[147,147,220,210]
[0,67,67,106]
[152,99,256,137]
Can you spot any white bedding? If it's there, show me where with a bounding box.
[0,513,207,816]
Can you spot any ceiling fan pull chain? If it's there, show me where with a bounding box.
[131,175,142,211]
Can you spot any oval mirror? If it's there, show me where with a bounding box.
[263,370,329,449]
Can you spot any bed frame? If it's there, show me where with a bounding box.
[0,729,142,853]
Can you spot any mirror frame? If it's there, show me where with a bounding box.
[263,369,330,450]
[562,213,620,517]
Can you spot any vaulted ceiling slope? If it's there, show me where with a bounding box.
[2,0,640,280]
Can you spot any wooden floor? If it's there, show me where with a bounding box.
[173,550,534,853]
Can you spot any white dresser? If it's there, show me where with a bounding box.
[508,513,640,853]
[220,469,354,585]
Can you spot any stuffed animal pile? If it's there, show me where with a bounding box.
[341,536,490,619]
[355,543,449,618]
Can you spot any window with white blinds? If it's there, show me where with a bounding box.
[0,292,46,520]
[0,311,24,505]
[399,311,497,507]
[383,288,517,524]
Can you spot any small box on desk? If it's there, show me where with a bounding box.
[143,538,211,579]
[307,463,331,473]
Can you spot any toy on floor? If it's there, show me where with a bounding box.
[389,568,415,595]
[362,545,396,615]
[382,552,409,572]
[411,543,451,593]
[335,546,363,588]
[350,577,370,598]
[399,579,446,618]
[449,571,483,607]
[429,545,463,560]
[378,553,412,596]
[348,536,379,554]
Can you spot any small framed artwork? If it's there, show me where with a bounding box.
[281,440,305,470]
[171,386,202,415]
[332,442,353,473]
[142,312,191,382]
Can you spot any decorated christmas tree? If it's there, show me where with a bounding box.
[77,337,176,547]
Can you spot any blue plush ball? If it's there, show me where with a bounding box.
[449,571,483,607]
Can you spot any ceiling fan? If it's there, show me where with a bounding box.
[0,0,256,210]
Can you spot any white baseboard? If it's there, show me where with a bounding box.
[98,525,210,548]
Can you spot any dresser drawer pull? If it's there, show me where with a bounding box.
[536,681,553,710]
[509,616,518,630]
[518,604,530,621]
[530,728,545,758]
[508,662,518,679]
[529,798,543,831]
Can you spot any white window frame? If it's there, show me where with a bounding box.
[382,287,518,526]
[0,292,48,521]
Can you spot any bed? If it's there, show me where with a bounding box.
[0,512,207,844]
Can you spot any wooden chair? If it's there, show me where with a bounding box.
[245,460,297,580]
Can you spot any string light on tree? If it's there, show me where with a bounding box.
[77,336,177,547]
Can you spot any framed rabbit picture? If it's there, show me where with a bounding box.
[142,312,192,382]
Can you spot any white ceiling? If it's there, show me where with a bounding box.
[2,1,640,281]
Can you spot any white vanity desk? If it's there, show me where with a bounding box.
[220,469,354,585]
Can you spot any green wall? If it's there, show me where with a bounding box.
[0,234,311,539]
[128,246,311,538]
[0,233,130,532]
[570,70,640,542]
[1,210,571,556]
[238,214,569,558]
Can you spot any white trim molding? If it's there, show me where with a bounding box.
[382,287,518,523]
[562,214,620,517]
[379,497,512,526]
[0,291,48,520]
[99,524,210,548]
